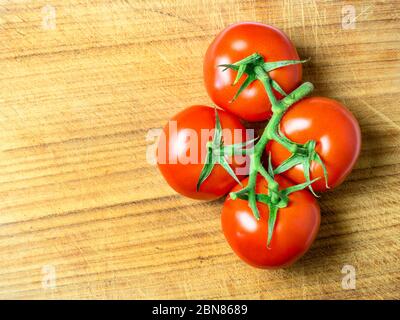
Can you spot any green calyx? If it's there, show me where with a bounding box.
[219,53,309,102]
[196,108,257,191]
[218,52,328,246]
[274,140,330,196]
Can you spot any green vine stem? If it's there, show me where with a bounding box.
[220,53,327,245]
[229,79,314,219]
[197,52,328,245]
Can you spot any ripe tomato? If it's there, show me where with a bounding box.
[267,97,361,192]
[222,175,320,268]
[157,105,250,200]
[203,22,302,122]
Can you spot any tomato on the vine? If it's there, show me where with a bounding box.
[203,22,302,122]
[267,97,361,192]
[157,105,250,200]
[154,20,363,270]
[222,175,320,268]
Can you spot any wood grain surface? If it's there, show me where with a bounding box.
[0,0,399,299]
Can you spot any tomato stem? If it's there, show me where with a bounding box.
[230,79,314,221]
[219,52,327,244]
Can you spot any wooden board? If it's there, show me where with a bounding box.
[0,0,399,299]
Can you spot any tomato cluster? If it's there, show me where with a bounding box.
[157,22,361,268]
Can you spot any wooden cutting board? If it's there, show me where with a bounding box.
[0,0,399,299]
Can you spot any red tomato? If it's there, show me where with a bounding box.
[204,22,302,122]
[157,105,250,200]
[267,97,361,192]
[222,175,320,268]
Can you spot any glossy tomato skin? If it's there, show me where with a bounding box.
[204,22,302,122]
[222,175,320,268]
[267,97,361,192]
[157,105,250,200]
